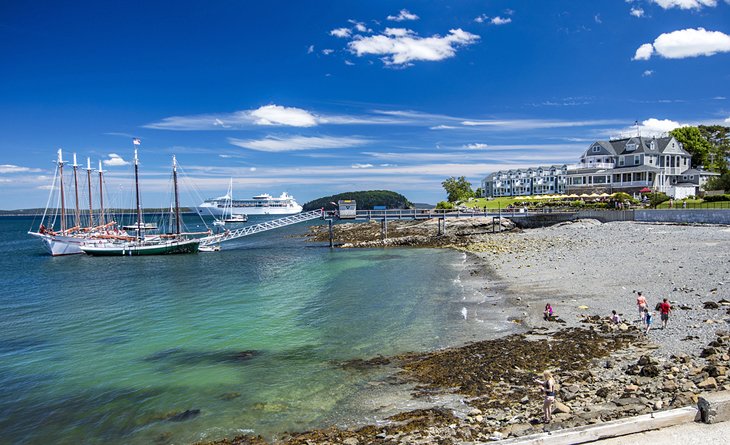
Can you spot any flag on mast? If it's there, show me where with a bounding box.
[133,138,141,146]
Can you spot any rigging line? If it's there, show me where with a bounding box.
[34,163,59,232]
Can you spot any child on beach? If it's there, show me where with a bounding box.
[543,303,554,321]
[610,310,621,324]
[644,308,653,334]
[636,292,647,322]
[660,298,671,329]
[533,371,556,424]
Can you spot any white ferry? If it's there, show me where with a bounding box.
[197,192,303,216]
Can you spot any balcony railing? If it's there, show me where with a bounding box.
[567,162,615,171]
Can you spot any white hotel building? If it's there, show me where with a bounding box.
[481,136,718,199]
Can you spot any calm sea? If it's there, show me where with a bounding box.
[0,215,510,444]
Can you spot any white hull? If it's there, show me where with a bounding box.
[29,232,85,256]
[197,205,302,216]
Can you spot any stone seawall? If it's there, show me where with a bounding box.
[635,209,730,225]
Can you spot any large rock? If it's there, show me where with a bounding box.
[698,377,718,390]
[698,391,730,424]
[552,401,571,414]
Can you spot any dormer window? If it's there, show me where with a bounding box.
[626,143,637,151]
[650,140,656,150]
[592,146,600,153]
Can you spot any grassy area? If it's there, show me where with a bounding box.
[655,199,730,209]
[461,197,523,209]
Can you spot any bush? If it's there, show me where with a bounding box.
[703,194,730,202]
[435,201,455,209]
[649,192,671,207]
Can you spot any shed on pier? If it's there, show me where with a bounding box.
[338,200,357,219]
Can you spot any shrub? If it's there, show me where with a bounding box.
[703,194,730,202]
[435,201,455,209]
[649,192,671,207]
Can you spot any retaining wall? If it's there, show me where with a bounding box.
[634,209,730,225]
[576,210,635,223]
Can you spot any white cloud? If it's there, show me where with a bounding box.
[643,69,654,76]
[430,125,458,130]
[651,0,717,9]
[725,117,730,123]
[384,27,413,37]
[490,16,512,25]
[474,14,488,23]
[307,45,314,54]
[321,49,334,55]
[0,164,41,174]
[387,9,419,21]
[103,153,130,167]
[634,28,730,60]
[464,143,489,149]
[633,43,655,60]
[249,167,257,172]
[330,28,351,38]
[348,28,480,66]
[640,118,682,134]
[228,135,368,152]
[351,163,374,169]
[344,60,355,66]
[249,105,318,127]
[461,118,622,130]
[348,20,371,33]
[713,96,726,99]
[630,7,645,17]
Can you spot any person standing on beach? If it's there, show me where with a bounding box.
[636,292,648,322]
[644,308,653,334]
[534,371,556,423]
[660,298,671,329]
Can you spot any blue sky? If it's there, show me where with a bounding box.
[1,0,729,209]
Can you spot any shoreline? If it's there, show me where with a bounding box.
[196,218,730,444]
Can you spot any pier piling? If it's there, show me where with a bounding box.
[328,219,334,248]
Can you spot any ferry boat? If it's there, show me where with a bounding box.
[197,192,303,216]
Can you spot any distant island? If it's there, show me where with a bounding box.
[302,190,413,211]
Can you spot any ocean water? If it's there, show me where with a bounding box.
[0,216,510,444]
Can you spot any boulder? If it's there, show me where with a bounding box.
[640,365,661,377]
[698,377,718,390]
[698,391,730,424]
[704,301,720,309]
[552,401,571,414]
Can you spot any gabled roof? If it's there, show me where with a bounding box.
[680,168,720,177]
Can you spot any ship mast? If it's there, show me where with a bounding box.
[58,149,66,233]
[86,157,94,227]
[134,144,142,240]
[98,160,105,226]
[72,153,81,228]
[173,155,181,235]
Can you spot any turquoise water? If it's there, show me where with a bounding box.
[0,216,508,444]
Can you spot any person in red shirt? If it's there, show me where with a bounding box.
[659,298,671,329]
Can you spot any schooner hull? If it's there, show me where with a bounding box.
[80,239,200,256]
[28,232,85,256]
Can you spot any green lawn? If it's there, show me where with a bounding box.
[461,197,524,209]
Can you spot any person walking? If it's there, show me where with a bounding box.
[659,298,671,329]
[534,371,556,424]
[644,308,653,335]
[636,291,648,322]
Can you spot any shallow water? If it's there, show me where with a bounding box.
[0,216,510,444]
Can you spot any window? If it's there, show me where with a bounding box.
[619,158,625,166]
[634,155,640,165]
[626,143,637,151]
[592,146,600,153]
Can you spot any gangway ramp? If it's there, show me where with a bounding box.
[199,210,323,247]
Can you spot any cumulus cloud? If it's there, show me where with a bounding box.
[348,28,480,66]
[633,28,730,60]
[103,154,130,167]
[643,69,654,76]
[651,0,717,9]
[490,16,512,25]
[330,28,351,38]
[249,105,319,127]
[228,135,368,152]
[464,143,489,149]
[0,164,41,174]
[348,20,371,33]
[633,43,655,60]
[630,7,645,17]
[387,9,419,21]
[640,118,682,133]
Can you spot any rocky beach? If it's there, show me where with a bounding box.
[200,218,730,445]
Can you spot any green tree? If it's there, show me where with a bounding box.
[442,176,474,202]
[706,173,730,192]
[698,125,730,173]
[670,126,726,172]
